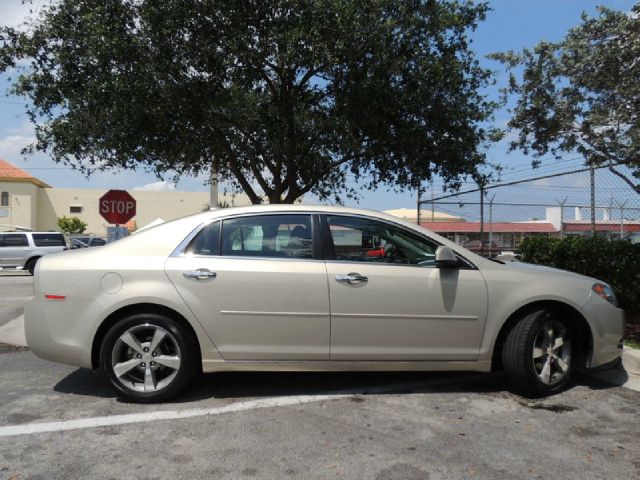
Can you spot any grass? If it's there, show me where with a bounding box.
[624,339,640,350]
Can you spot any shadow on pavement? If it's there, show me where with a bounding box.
[54,368,516,404]
[52,366,626,405]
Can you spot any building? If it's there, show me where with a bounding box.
[383,207,464,223]
[384,205,640,253]
[0,159,252,235]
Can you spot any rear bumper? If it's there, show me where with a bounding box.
[24,295,95,369]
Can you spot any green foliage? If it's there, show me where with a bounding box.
[0,0,499,204]
[57,216,87,234]
[490,5,640,192]
[519,236,640,313]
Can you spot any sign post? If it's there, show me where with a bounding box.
[99,190,136,242]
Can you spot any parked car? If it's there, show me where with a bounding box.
[0,231,67,274]
[25,205,624,402]
[70,235,106,247]
[69,238,90,249]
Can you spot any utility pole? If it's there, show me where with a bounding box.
[210,161,219,209]
[488,194,496,247]
[416,187,422,225]
[479,186,485,257]
[590,164,596,236]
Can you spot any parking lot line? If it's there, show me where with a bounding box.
[0,393,353,438]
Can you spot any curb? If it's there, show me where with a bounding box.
[0,315,27,347]
[622,347,640,376]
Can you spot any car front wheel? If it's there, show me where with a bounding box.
[502,308,574,396]
[100,313,198,402]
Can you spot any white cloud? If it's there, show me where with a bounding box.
[0,1,41,28]
[0,121,36,159]
[133,181,177,192]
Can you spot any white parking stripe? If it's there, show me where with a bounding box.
[0,394,352,438]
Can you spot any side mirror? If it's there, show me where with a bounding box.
[435,246,459,268]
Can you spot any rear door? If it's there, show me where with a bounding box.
[165,213,331,360]
[31,233,67,254]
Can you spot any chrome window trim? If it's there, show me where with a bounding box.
[169,209,477,269]
[323,212,477,270]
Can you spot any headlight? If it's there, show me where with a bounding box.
[592,283,618,307]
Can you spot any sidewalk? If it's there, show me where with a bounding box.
[0,315,26,347]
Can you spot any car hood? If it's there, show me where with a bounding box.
[486,260,600,284]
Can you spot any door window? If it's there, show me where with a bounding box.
[185,221,221,256]
[221,215,313,259]
[326,216,437,266]
[32,233,66,247]
[1,234,29,247]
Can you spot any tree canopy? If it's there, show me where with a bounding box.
[1,0,498,203]
[490,4,640,193]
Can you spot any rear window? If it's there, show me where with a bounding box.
[32,233,66,247]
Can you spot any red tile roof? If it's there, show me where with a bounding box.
[563,222,640,232]
[0,159,50,187]
[420,221,558,233]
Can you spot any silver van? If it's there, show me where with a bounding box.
[0,232,67,274]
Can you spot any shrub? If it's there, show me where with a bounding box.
[57,216,87,234]
[518,236,640,314]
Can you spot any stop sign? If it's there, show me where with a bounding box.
[99,190,137,225]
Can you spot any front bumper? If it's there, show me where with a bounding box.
[580,295,625,368]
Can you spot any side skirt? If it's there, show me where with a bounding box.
[201,359,492,374]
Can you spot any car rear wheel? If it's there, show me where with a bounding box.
[502,308,574,396]
[25,257,39,275]
[100,313,198,403]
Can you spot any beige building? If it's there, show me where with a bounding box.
[383,207,464,223]
[0,159,251,235]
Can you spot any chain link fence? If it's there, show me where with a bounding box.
[418,164,640,258]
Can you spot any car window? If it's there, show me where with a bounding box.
[1,234,29,247]
[326,216,437,266]
[221,215,313,259]
[32,233,66,247]
[89,238,106,246]
[185,221,221,256]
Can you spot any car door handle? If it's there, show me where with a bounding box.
[183,269,217,280]
[335,273,368,285]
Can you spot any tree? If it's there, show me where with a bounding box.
[57,216,87,234]
[0,0,498,203]
[490,5,640,193]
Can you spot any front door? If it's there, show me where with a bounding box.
[322,215,488,361]
[165,213,330,360]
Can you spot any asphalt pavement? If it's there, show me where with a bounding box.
[1,274,639,479]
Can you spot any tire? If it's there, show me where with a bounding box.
[25,257,39,275]
[502,308,575,396]
[100,313,199,403]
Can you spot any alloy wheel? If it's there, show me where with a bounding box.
[532,320,571,386]
[111,324,181,393]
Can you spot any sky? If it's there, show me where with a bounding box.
[0,0,637,213]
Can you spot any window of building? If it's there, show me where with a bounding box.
[0,192,8,207]
[221,215,313,259]
[326,216,437,266]
[69,205,83,214]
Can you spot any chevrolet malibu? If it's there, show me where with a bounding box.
[25,205,624,402]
